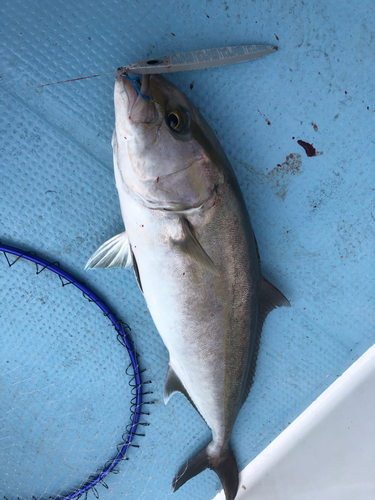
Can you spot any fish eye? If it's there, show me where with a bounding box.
[167,111,180,130]
[166,108,191,134]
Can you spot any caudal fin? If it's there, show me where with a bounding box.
[172,443,239,500]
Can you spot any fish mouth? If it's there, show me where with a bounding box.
[115,72,156,124]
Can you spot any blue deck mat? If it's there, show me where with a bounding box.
[1,0,374,499]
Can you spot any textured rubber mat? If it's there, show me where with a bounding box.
[1,0,374,499]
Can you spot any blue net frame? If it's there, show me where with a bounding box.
[0,242,152,500]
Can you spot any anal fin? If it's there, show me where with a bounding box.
[164,364,198,413]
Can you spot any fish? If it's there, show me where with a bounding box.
[86,72,291,500]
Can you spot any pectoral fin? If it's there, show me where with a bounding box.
[85,232,133,270]
[174,218,219,276]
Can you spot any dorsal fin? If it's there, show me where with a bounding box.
[164,364,198,413]
[242,277,291,404]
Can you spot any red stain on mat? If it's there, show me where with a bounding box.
[271,154,302,175]
[297,140,317,157]
[257,109,271,125]
[267,153,303,201]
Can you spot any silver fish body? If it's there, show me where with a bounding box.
[86,73,290,500]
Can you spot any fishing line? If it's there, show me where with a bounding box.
[1,69,157,97]
[0,242,154,500]
[37,72,117,88]
[119,74,152,101]
[0,71,117,94]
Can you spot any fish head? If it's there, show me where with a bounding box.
[113,73,227,211]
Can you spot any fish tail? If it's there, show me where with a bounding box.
[172,443,239,500]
